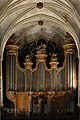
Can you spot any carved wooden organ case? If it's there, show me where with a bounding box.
[6,42,77,115]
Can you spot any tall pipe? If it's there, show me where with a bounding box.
[6,45,19,91]
[49,53,59,91]
[63,43,77,90]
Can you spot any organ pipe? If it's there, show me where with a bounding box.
[35,44,47,92]
[26,70,30,91]
[6,45,19,91]
[45,70,50,91]
[24,55,33,91]
[63,43,77,90]
[50,53,59,91]
[58,67,65,91]
[17,68,24,91]
[38,62,45,91]
[32,70,37,91]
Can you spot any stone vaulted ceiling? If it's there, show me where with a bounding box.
[0,0,80,57]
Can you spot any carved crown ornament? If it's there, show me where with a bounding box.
[35,44,47,62]
[24,55,33,69]
[49,53,59,69]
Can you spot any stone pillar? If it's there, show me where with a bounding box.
[0,49,1,120]
[0,57,1,106]
[78,53,80,107]
[78,53,80,120]
[0,49,3,107]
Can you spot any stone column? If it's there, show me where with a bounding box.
[0,56,1,106]
[78,52,80,107]
[0,49,3,107]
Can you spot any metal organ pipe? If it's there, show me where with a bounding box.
[26,70,30,91]
[45,70,50,91]
[6,45,19,91]
[17,68,24,91]
[35,44,47,92]
[10,55,13,90]
[7,55,12,90]
[58,67,65,91]
[68,54,70,89]
[12,55,16,90]
[52,69,57,91]
[70,54,73,88]
[72,53,77,89]
[69,52,76,89]
[66,53,71,89]
[32,70,37,92]
[38,62,45,91]
[63,43,77,90]
[12,55,14,90]
[49,54,59,91]
[24,55,33,92]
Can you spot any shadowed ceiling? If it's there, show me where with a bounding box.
[0,0,80,55]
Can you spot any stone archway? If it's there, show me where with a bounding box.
[0,1,80,119]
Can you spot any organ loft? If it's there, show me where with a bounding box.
[1,33,78,120]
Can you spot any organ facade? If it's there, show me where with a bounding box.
[4,40,78,118]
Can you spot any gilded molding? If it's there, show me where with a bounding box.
[6,91,16,104]
[36,44,47,63]
[6,44,20,54]
[63,43,76,54]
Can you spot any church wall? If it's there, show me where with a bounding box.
[0,55,1,107]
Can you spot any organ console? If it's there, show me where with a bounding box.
[5,41,77,116]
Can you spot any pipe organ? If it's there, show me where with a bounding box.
[63,43,77,90]
[5,42,77,116]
